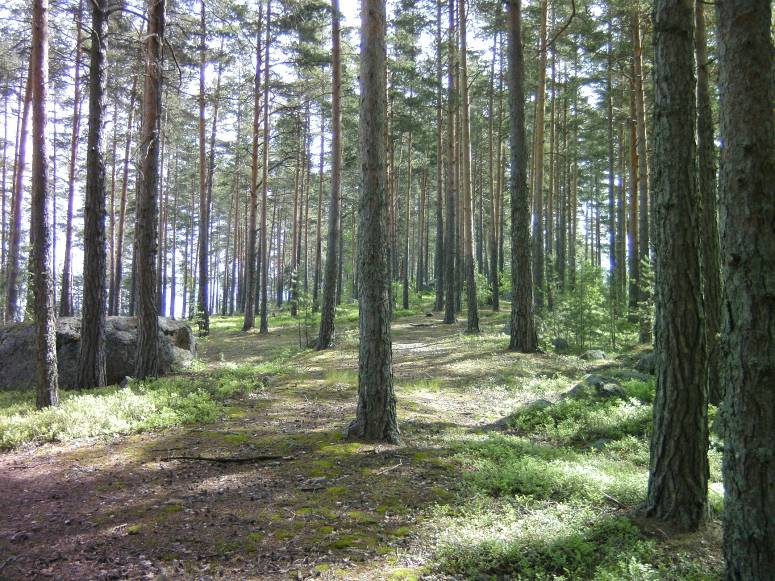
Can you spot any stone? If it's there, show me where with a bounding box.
[552,338,570,353]
[0,316,196,390]
[503,320,512,335]
[635,351,656,374]
[564,374,625,400]
[580,349,607,361]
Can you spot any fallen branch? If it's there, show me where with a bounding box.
[162,454,286,464]
[375,461,403,475]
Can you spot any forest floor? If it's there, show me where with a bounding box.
[0,304,724,580]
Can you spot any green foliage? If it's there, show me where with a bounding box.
[510,395,653,446]
[0,360,288,449]
[543,264,642,353]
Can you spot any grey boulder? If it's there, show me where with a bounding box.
[0,316,195,390]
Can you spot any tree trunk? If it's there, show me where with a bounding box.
[402,130,412,310]
[628,60,640,312]
[632,9,651,343]
[134,0,165,379]
[259,0,272,333]
[507,0,537,353]
[59,0,83,318]
[312,105,324,313]
[433,0,444,312]
[606,19,617,311]
[196,0,210,335]
[30,0,59,408]
[346,0,398,444]
[110,77,137,316]
[531,0,548,311]
[5,63,32,323]
[459,0,478,333]
[443,0,457,325]
[77,0,109,388]
[716,0,775,574]
[243,3,262,331]
[318,0,342,348]
[645,0,708,531]
[694,0,721,405]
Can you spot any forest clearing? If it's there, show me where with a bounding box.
[1,306,724,579]
[0,0,772,577]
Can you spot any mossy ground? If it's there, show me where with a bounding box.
[0,300,722,579]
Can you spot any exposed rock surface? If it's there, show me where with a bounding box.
[580,349,607,361]
[564,374,627,400]
[0,317,196,390]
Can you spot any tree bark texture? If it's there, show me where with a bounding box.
[716,0,775,575]
[346,0,399,444]
[507,0,537,353]
[77,0,109,388]
[134,0,165,379]
[645,0,708,531]
[31,0,59,408]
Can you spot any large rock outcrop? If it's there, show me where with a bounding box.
[0,317,196,390]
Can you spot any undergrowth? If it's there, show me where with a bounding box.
[426,375,723,580]
[0,358,291,449]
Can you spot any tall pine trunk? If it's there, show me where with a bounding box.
[134,0,165,379]
[77,0,109,388]
[346,0,398,444]
[318,0,342,348]
[459,0,478,333]
[31,0,59,408]
[5,63,32,323]
[694,0,721,405]
[59,0,83,317]
[645,0,708,531]
[507,0,537,353]
[716,0,775,574]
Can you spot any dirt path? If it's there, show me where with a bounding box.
[0,312,586,580]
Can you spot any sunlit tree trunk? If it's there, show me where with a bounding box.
[258,0,272,333]
[346,0,398,444]
[59,0,83,318]
[645,0,708,531]
[507,0,537,353]
[459,0,478,333]
[30,0,59,408]
[134,0,165,379]
[77,0,109,388]
[5,63,32,323]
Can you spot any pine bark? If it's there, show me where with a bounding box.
[59,0,83,318]
[317,0,342,349]
[645,0,708,531]
[459,0,478,333]
[134,0,165,379]
[77,0,109,388]
[433,0,444,312]
[507,0,537,353]
[30,0,59,408]
[716,0,775,575]
[443,0,457,325]
[110,77,137,316]
[258,0,272,334]
[243,4,262,331]
[5,63,32,323]
[531,0,548,311]
[694,0,721,405]
[632,9,651,343]
[196,0,210,335]
[346,0,398,444]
